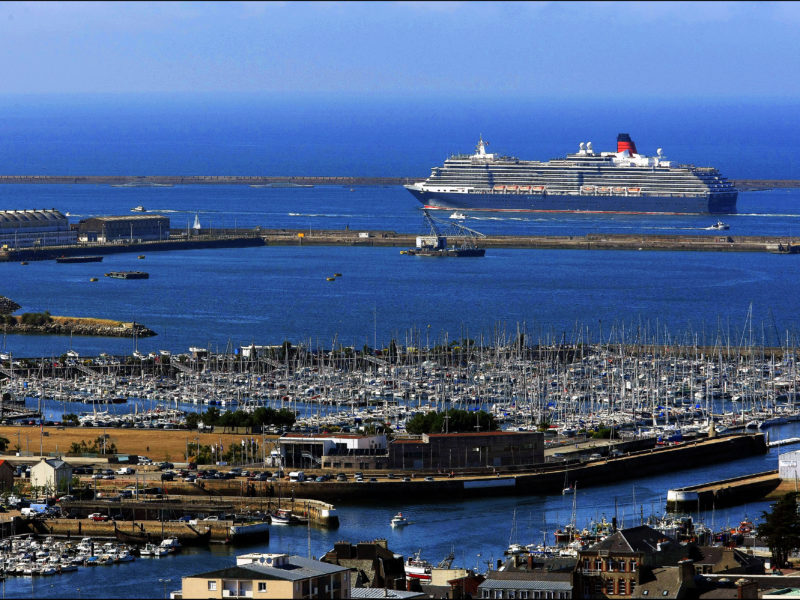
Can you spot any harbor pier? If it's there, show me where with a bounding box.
[2,230,800,263]
[665,470,782,512]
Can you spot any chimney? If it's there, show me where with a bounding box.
[677,559,694,585]
[737,578,758,599]
[617,133,638,155]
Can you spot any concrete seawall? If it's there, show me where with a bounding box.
[2,230,798,262]
[264,230,800,254]
[665,470,781,512]
[274,434,767,504]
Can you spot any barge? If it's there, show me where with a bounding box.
[105,271,149,279]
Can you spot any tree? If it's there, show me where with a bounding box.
[758,492,800,568]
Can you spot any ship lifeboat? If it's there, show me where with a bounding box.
[581,186,596,193]
[532,186,545,193]
[493,185,506,192]
[507,185,519,193]
[597,187,611,194]
[613,187,625,194]
[627,187,641,194]
[518,186,531,192]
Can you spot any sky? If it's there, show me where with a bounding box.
[0,1,798,99]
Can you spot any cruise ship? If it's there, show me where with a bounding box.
[404,134,737,214]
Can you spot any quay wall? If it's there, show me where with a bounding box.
[275,434,767,503]
[13,517,241,543]
[0,234,263,262]
[665,470,782,512]
[261,229,800,254]
[1,229,799,261]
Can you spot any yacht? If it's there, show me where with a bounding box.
[390,512,409,528]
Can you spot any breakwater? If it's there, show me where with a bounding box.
[665,470,782,512]
[0,175,420,186]
[0,175,796,191]
[274,434,767,503]
[0,234,263,262]
[2,230,799,263]
[262,228,798,254]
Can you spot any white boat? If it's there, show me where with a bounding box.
[159,537,181,552]
[449,211,466,220]
[131,205,147,213]
[405,550,433,582]
[390,512,409,528]
[706,220,729,230]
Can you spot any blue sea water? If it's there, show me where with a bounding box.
[0,95,799,597]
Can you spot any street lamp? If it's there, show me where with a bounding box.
[158,578,171,600]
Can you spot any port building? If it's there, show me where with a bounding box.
[77,215,170,243]
[0,209,76,248]
[388,431,544,471]
[277,431,544,472]
[30,458,73,494]
[278,433,388,471]
[181,553,351,599]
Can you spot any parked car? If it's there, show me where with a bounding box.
[88,513,109,522]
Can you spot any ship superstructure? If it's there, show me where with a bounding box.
[405,134,737,214]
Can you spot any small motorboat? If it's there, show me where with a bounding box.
[706,220,730,230]
[131,205,146,213]
[449,211,466,220]
[390,512,409,528]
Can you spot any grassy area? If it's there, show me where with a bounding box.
[50,316,129,327]
[0,426,279,462]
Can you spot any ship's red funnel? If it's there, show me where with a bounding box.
[617,133,637,155]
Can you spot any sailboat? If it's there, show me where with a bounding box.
[505,508,524,555]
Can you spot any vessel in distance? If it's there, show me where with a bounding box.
[405,134,737,215]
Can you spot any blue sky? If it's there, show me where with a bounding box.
[0,1,798,98]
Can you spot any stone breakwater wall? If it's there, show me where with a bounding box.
[261,229,800,254]
[0,175,796,191]
[5,318,156,338]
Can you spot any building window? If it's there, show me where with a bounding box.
[207,581,217,591]
[606,579,615,595]
[258,582,266,592]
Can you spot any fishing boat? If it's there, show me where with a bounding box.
[390,512,409,528]
[130,205,146,212]
[404,550,433,582]
[270,508,302,525]
[449,212,466,220]
[706,220,730,230]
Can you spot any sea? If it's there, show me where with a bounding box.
[1,94,800,597]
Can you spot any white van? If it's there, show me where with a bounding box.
[288,471,305,482]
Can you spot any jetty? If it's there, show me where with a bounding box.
[3,228,800,262]
[665,470,782,512]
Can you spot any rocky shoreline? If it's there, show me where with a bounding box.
[0,296,155,338]
[7,318,156,338]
